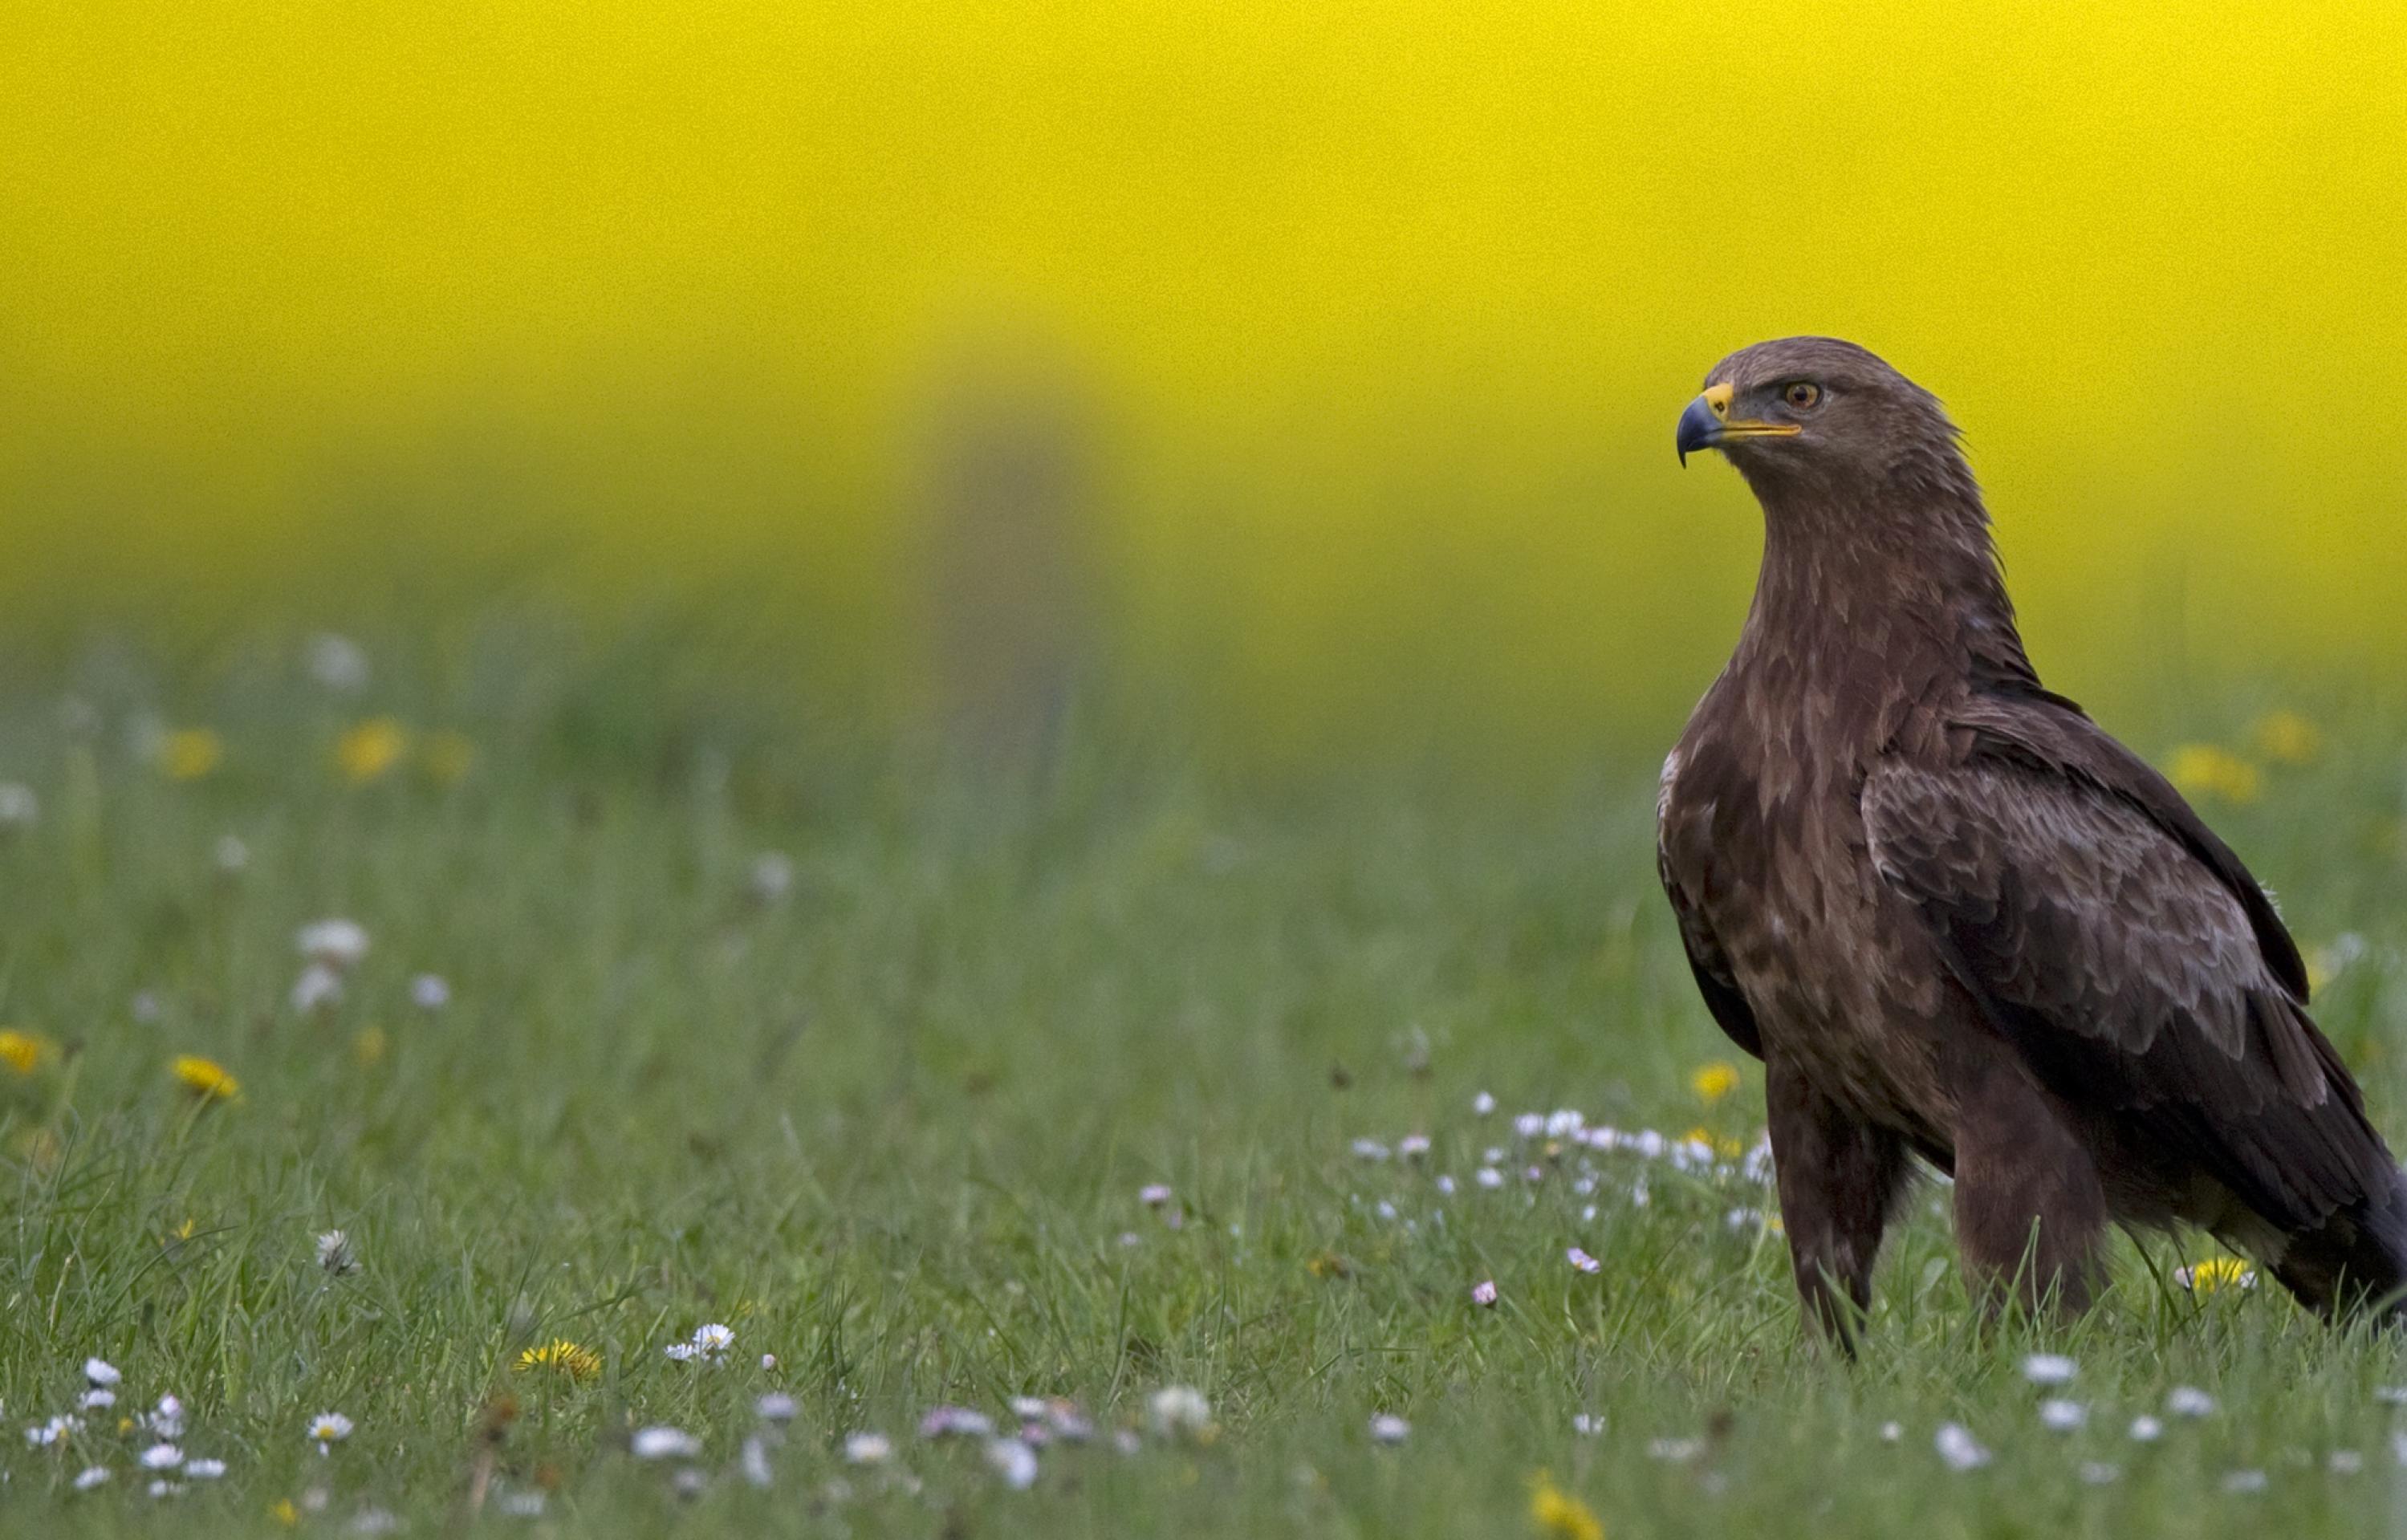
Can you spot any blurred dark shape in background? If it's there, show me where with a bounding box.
[914,334,1105,782]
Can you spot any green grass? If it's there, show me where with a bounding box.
[6,635,2407,1536]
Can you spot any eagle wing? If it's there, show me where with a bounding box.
[1860,692,2389,1233]
[1657,749,1763,1060]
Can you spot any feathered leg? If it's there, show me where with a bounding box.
[1766,1054,1913,1355]
[1944,1034,2108,1318]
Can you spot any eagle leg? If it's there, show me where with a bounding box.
[1942,1035,2108,1320]
[1765,1054,1913,1355]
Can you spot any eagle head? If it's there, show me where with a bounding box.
[1675,336,1962,497]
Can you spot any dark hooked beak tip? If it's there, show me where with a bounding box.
[1675,395,1721,468]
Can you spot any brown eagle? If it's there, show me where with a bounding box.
[1659,335,2406,1343]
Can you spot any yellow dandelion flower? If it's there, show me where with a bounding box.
[2165,745,2262,805]
[422,729,478,786]
[2178,1256,2258,1295]
[161,728,225,781]
[336,717,409,784]
[352,1026,388,1067]
[0,1027,60,1075]
[1689,1061,1740,1105]
[1529,1473,1604,1540]
[172,1054,241,1103]
[514,1339,603,1384]
[270,1497,299,1526]
[2250,710,2322,766]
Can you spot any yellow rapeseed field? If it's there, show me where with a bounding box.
[6,3,2404,756]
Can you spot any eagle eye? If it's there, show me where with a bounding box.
[1783,381,1822,409]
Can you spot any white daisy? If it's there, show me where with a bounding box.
[843,1432,893,1465]
[296,920,370,969]
[1648,1437,1705,1462]
[629,1426,701,1460]
[291,963,346,1014]
[1472,1091,1496,1116]
[305,633,372,692]
[2020,1353,2077,1386]
[1399,1133,1432,1160]
[1879,1421,1902,1442]
[1149,1385,1211,1439]
[409,974,450,1010]
[147,1479,184,1498]
[1368,1414,1410,1445]
[214,835,250,872]
[73,1466,111,1491]
[139,1443,183,1470]
[1566,1246,1602,1274]
[2038,1400,2088,1432]
[918,1406,995,1439]
[1474,1167,1506,1190]
[986,1436,1039,1489]
[2080,1462,2121,1485]
[664,1342,701,1363]
[1139,1184,1173,1208]
[1572,1413,1604,1436]
[756,1393,799,1423]
[184,1458,226,1480]
[80,1389,116,1410]
[1471,1279,1498,1307]
[146,1395,185,1438]
[1934,1422,1990,1472]
[749,852,795,904]
[317,1230,358,1275]
[83,1358,121,1388]
[1351,1138,1392,1161]
[2128,1416,2165,1441]
[2167,1386,2218,1418]
[307,1412,354,1453]
[690,1323,734,1359]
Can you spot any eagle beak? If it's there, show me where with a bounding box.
[1676,382,1801,465]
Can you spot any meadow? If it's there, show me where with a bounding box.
[6,628,2407,1538]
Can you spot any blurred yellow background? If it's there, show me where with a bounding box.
[6,2,2404,761]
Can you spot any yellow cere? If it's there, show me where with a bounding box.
[7,6,2407,761]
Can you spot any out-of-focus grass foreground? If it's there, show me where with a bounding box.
[9,5,2407,1537]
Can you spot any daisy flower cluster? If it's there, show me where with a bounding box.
[18,1358,230,1498]
[614,1364,1237,1505]
[1299,1085,1778,1308]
